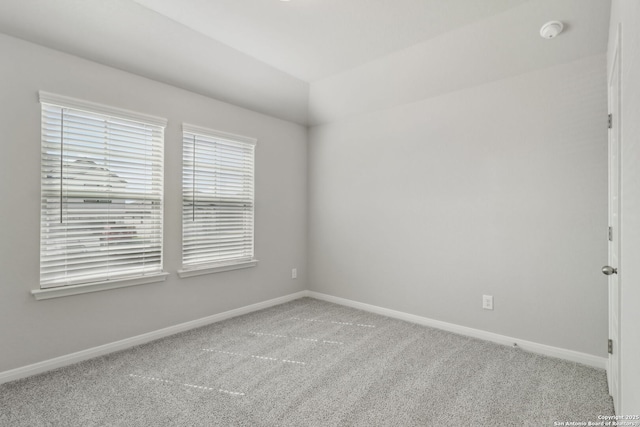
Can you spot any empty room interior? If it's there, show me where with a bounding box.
[1,0,639,425]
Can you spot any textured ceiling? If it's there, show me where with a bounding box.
[0,0,612,125]
[0,0,310,124]
[308,0,612,124]
[132,0,530,82]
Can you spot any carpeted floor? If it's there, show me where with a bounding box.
[0,297,614,426]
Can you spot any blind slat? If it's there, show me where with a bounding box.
[40,100,165,288]
[182,129,255,269]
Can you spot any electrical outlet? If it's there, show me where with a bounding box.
[482,295,493,310]
[292,268,297,279]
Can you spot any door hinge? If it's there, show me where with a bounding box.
[608,339,613,355]
[608,114,613,129]
[608,226,613,241]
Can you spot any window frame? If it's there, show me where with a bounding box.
[33,92,168,300]
[178,123,257,278]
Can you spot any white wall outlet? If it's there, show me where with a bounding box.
[292,268,297,279]
[482,295,493,310]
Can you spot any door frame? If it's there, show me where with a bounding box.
[607,23,622,412]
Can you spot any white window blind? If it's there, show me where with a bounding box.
[39,92,166,289]
[182,124,256,271]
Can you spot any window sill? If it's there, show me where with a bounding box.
[31,272,170,300]
[177,260,258,278]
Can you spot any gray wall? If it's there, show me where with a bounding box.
[609,0,640,414]
[308,54,609,357]
[0,34,308,372]
[0,0,310,125]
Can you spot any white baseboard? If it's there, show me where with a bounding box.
[0,291,309,385]
[0,289,606,385]
[307,291,607,370]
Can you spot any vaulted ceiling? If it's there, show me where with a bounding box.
[131,0,531,82]
[0,0,611,125]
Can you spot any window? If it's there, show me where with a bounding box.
[38,92,167,296]
[180,124,257,277]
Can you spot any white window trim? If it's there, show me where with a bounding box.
[38,92,167,127]
[182,123,257,146]
[36,91,168,299]
[177,260,258,279]
[180,123,257,277]
[31,272,169,300]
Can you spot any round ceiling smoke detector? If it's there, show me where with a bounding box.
[540,21,564,39]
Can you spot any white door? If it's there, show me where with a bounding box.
[605,26,622,412]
